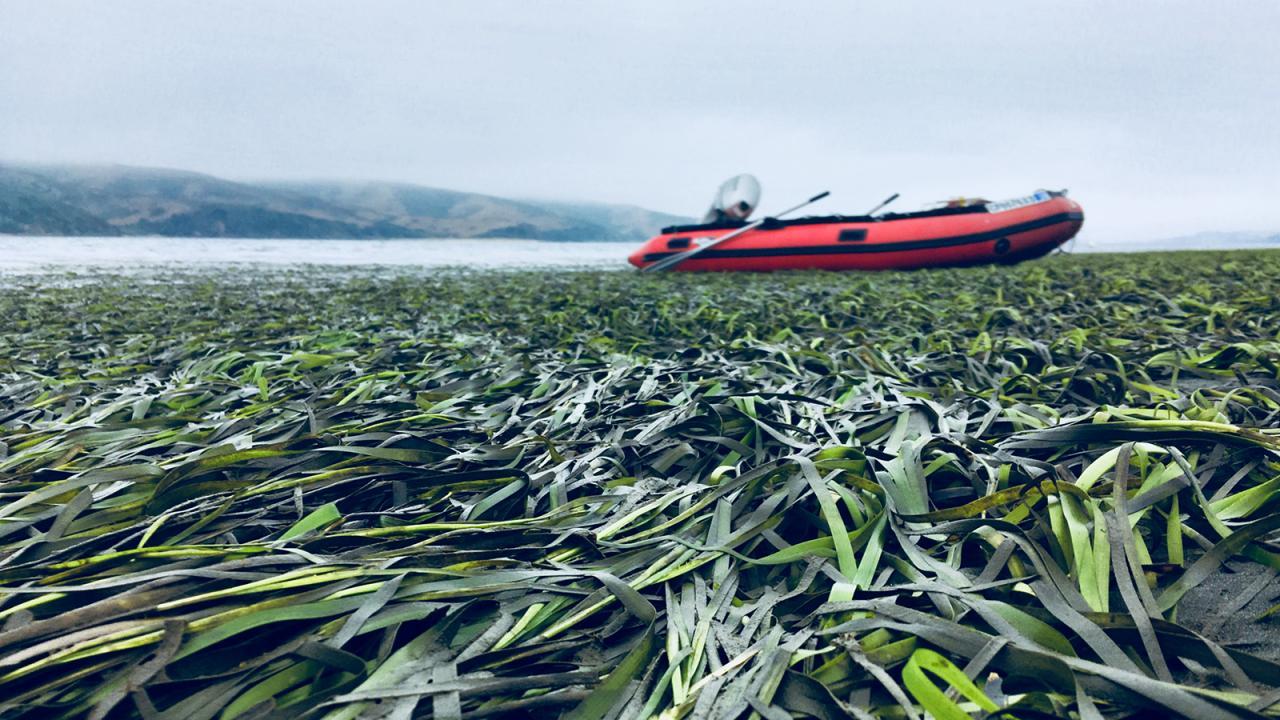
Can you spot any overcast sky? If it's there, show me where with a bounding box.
[2,1,1278,243]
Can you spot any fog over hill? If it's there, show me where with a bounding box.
[0,164,691,241]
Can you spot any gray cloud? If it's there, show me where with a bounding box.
[2,0,1278,243]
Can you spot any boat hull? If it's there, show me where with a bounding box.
[629,195,1084,272]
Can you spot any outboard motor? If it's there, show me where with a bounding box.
[702,174,762,223]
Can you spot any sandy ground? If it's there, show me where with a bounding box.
[1180,560,1280,662]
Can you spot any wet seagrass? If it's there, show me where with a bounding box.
[1,251,1279,719]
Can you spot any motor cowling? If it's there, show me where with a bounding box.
[702,174,761,223]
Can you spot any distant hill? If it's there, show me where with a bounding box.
[1090,231,1280,253]
[0,163,691,241]
[1148,231,1280,249]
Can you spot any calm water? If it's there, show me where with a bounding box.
[5,236,1272,274]
[0,236,633,271]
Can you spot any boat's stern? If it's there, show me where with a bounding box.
[628,232,685,270]
[626,238,655,269]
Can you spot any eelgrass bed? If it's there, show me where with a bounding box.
[2,251,1279,719]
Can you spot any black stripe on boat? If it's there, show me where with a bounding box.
[643,212,1084,264]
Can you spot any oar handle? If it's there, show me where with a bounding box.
[866,192,899,216]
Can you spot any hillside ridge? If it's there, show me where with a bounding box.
[0,163,690,241]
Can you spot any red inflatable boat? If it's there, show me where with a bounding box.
[628,190,1084,272]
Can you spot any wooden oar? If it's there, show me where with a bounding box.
[641,191,830,273]
[866,192,899,216]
